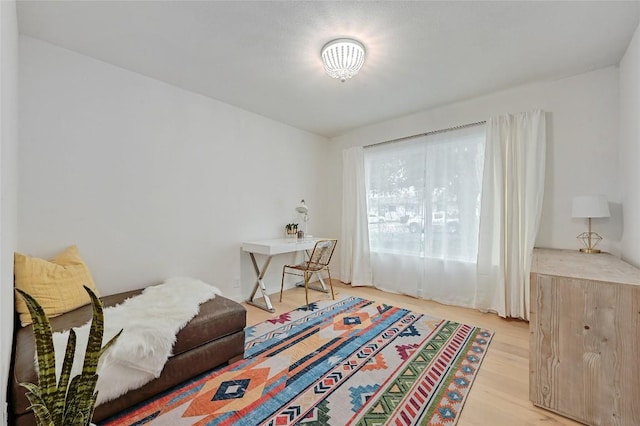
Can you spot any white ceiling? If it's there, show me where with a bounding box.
[16,1,640,138]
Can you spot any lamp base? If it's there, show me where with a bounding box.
[579,248,601,254]
[576,228,603,254]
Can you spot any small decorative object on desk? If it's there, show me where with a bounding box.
[285,223,298,238]
[297,230,304,239]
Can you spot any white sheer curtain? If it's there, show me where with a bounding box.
[340,146,373,286]
[475,110,546,320]
[364,125,485,307]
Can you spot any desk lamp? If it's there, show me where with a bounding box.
[572,195,610,253]
[296,200,309,237]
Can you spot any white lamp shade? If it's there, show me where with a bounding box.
[572,195,610,218]
[296,200,308,214]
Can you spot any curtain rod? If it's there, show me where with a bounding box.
[363,120,487,149]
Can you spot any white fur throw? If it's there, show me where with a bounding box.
[45,277,221,405]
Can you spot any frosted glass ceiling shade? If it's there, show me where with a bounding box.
[321,38,366,82]
[572,195,610,218]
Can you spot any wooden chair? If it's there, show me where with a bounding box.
[280,239,337,309]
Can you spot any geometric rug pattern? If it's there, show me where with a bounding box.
[100,296,493,425]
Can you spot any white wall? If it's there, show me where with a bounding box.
[619,21,640,268]
[19,36,329,299]
[328,67,622,273]
[0,1,19,423]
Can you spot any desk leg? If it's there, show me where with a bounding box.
[313,273,329,292]
[247,253,275,313]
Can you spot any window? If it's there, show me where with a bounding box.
[364,125,485,262]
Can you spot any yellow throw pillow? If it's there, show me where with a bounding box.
[14,245,100,326]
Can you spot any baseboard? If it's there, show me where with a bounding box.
[228,294,244,304]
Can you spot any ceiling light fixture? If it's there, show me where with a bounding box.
[321,38,366,82]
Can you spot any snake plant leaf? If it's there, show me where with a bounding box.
[63,373,83,424]
[76,374,99,416]
[19,286,121,426]
[20,383,54,426]
[99,328,123,359]
[67,402,89,426]
[28,403,54,426]
[20,380,43,397]
[81,286,103,375]
[73,287,104,420]
[63,374,78,420]
[85,391,98,426]
[15,289,57,407]
[66,374,98,426]
[21,383,52,424]
[52,328,77,424]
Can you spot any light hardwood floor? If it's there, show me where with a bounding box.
[242,280,581,426]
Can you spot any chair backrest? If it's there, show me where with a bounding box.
[307,239,337,269]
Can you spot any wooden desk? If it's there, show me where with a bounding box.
[241,238,327,312]
[530,248,640,425]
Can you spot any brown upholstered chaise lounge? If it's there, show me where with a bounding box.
[9,288,247,426]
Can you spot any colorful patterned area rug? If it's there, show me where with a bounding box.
[101,296,493,425]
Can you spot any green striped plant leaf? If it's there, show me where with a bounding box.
[15,290,58,407]
[17,286,122,426]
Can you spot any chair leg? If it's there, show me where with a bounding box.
[304,270,310,309]
[327,268,335,300]
[280,267,286,302]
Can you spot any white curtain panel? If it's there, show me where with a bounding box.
[340,146,373,286]
[475,110,546,320]
[364,125,485,307]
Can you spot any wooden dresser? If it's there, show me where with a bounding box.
[530,248,640,425]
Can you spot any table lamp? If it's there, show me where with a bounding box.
[296,199,309,236]
[571,195,610,253]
